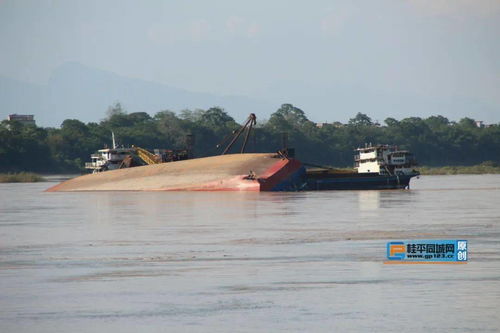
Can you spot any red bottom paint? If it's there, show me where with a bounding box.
[163,158,303,192]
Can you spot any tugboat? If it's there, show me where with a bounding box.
[305,144,419,190]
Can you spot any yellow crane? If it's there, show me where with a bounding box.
[132,145,160,165]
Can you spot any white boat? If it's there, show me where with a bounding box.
[85,132,191,173]
[85,132,135,173]
[85,147,136,174]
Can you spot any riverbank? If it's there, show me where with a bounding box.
[312,161,500,176]
[419,162,500,175]
[0,172,45,183]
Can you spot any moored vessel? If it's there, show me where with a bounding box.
[305,144,419,190]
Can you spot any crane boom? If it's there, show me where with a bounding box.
[133,146,160,165]
[218,113,257,155]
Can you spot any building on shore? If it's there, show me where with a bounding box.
[315,122,345,128]
[475,120,493,128]
[7,114,36,126]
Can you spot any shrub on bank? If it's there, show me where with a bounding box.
[0,172,45,183]
[419,161,500,175]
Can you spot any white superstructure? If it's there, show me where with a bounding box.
[355,144,417,175]
[85,132,135,173]
[85,147,135,173]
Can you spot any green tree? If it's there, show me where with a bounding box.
[384,117,399,127]
[270,104,309,127]
[199,107,236,129]
[349,113,373,126]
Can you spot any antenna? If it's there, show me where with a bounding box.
[112,131,116,149]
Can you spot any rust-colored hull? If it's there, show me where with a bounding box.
[45,153,305,192]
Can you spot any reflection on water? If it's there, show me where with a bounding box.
[358,191,380,211]
[0,175,499,332]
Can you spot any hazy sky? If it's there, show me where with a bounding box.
[1,0,499,122]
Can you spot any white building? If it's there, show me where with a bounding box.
[7,114,36,126]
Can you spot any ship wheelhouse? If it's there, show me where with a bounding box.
[355,144,417,176]
[85,147,136,173]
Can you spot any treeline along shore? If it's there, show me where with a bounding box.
[1,103,500,174]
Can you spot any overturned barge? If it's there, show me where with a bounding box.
[47,114,305,192]
[46,153,306,192]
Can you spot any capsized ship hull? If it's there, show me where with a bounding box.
[46,153,306,192]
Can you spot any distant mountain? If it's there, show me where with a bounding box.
[1,62,498,127]
[0,62,274,127]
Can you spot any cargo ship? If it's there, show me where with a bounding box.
[305,144,419,190]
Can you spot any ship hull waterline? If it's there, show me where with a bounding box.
[305,173,419,191]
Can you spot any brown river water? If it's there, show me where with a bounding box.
[1,175,499,332]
